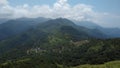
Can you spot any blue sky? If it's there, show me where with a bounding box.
[69,0,120,14]
[8,0,120,15]
[0,0,120,28]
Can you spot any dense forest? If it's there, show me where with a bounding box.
[0,38,120,68]
[0,18,120,68]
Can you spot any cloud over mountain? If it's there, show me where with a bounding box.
[0,0,101,20]
[0,0,120,28]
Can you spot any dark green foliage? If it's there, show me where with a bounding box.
[0,18,120,68]
[0,38,120,68]
[0,57,58,68]
[60,26,90,41]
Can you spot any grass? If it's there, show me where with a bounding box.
[1,60,120,68]
[72,61,120,68]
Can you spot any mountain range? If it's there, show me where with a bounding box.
[0,18,106,56]
[0,17,120,41]
[74,21,120,38]
[0,17,120,68]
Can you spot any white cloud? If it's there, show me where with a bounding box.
[0,0,8,5]
[0,0,120,28]
[0,0,95,19]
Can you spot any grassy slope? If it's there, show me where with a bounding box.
[0,57,120,68]
[71,61,120,68]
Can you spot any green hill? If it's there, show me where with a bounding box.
[0,17,49,41]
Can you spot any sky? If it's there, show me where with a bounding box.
[0,0,120,28]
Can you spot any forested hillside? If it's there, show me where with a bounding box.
[0,38,120,68]
[0,18,119,68]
